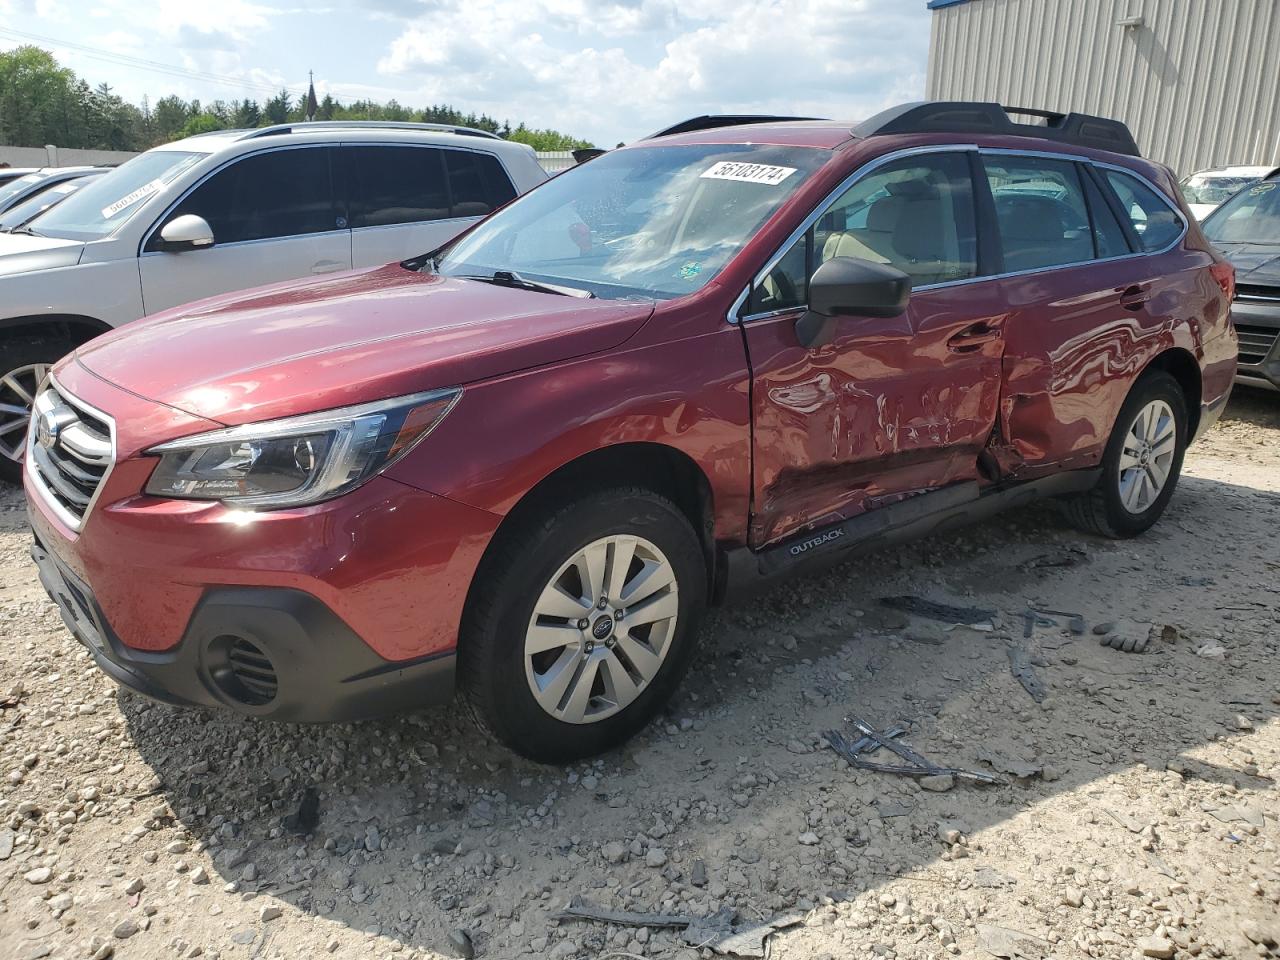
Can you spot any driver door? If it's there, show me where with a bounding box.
[739,150,1009,549]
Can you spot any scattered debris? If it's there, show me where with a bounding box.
[972,866,1015,888]
[879,595,996,626]
[555,897,802,958]
[1203,803,1265,828]
[1025,606,1086,636]
[975,747,1043,780]
[447,929,475,960]
[1195,641,1227,659]
[1028,546,1087,570]
[282,786,320,835]
[1007,645,1046,702]
[1100,629,1149,654]
[1103,806,1145,833]
[824,716,1004,785]
[975,923,1052,959]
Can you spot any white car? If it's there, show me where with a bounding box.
[1179,164,1278,220]
[0,122,548,479]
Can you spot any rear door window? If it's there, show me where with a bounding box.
[1103,170,1184,252]
[444,150,517,219]
[346,145,449,229]
[154,147,338,247]
[983,155,1094,272]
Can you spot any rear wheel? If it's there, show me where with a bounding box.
[0,337,74,485]
[1063,370,1187,538]
[459,488,706,762]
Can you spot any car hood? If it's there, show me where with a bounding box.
[1215,242,1280,287]
[73,264,655,426]
[0,231,85,276]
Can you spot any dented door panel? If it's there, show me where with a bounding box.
[996,249,1214,475]
[742,281,1009,549]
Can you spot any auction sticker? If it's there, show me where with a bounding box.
[700,161,797,186]
[101,178,166,220]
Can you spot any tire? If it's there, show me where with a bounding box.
[458,487,707,763]
[0,336,75,485]
[1062,370,1188,538]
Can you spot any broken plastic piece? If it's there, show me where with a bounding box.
[879,595,996,626]
[824,717,1004,785]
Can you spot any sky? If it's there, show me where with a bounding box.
[0,0,933,147]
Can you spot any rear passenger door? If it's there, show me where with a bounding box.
[345,145,517,267]
[140,146,351,314]
[741,150,1010,549]
[986,153,1187,474]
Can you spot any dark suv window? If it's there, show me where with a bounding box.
[347,145,448,229]
[156,147,337,247]
[983,155,1094,272]
[749,152,977,314]
[1104,170,1183,252]
[445,150,517,219]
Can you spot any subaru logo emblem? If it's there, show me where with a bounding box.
[591,616,614,640]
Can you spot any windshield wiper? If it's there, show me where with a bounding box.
[9,225,41,237]
[461,270,595,299]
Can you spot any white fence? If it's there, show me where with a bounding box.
[0,144,137,168]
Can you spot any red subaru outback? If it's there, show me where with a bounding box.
[26,103,1237,761]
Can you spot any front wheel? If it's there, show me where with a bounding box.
[1063,370,1188,538]
[0,337,74,485]
[459,488,706,762]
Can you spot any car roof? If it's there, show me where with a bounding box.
[644,120,859,151]
[160,122,537,160]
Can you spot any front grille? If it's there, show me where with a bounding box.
[1236,284,1280,302]
[1235,323,1280,366]
[28,380,114,530]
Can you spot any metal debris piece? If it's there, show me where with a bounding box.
[976,923,1052,959]
[556,899,801,958]
[879,595,996,626]
[1007,645,1046,702]
[554,896,694,929]
[282,786,320,835]
[1027,606,1086,635]
[824,716,1004,786]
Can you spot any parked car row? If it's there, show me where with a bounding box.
[1180,164,1278,220]
[21,103,1239,760]
[0,122,547,479]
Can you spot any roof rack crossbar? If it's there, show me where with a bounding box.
[646,115,826,140]
[853,101,1142,157]
[239,121,502,141]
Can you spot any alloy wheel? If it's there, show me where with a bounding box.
[524,534,679,724]
[1117,398,1177,514]
[0,363,50,463]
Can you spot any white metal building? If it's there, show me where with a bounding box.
[926,0,1280,177]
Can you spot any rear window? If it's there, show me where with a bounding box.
[444,150,517,218]
[1103,170,1183,252]
[346,145,448,229]
[983,155,1093,272]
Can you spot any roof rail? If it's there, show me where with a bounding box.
[854,101,1141,157]
[239,121,502,141]
[646,115,825,140]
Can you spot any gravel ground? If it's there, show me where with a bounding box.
[1,389,1278,960]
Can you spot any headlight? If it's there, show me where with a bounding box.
[145,388,460,508]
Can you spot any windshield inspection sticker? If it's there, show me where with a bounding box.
[700,161,797,186]
[100,178,166,220]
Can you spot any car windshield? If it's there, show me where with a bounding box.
[28,151,205,241]
[435,143,829,300]
[0,173,46,208]
[0,178,87,231]
[1180,174,1259,206]
[1202,180,1280,245]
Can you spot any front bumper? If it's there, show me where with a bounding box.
[1231,296,1280,390]
[31,530,455,720]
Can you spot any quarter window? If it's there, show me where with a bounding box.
[1103,170,1183,252]
[444,150,517,218]
[1082,170,1132,259]
[156,148,337,246]
[347,146,448,229]
[983,155,1094,272]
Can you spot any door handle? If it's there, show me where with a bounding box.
[1120,283,1150,311]
[311,259,346,275]
[947,321,1001,352]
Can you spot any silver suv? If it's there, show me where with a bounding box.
[0,122,548,480]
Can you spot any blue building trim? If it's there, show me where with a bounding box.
[927,0,972,9]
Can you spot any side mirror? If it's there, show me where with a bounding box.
[795,257,911,348]
[157,214,215,252]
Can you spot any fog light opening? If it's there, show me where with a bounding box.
[210,635,279,707]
